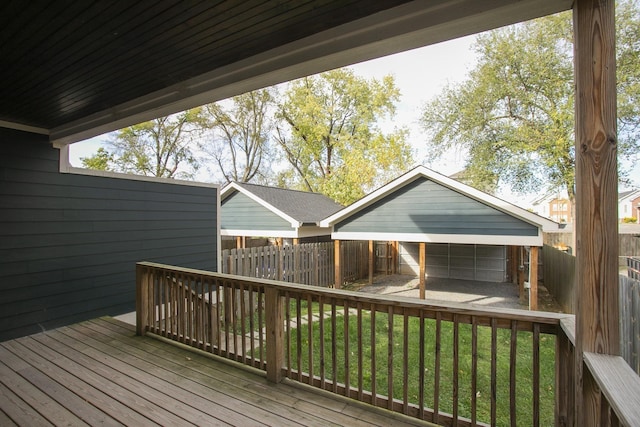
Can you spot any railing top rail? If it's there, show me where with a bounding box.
[138,261,572,327]
[583,352,640,427]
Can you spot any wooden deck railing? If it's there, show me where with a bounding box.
[135,262,638,426]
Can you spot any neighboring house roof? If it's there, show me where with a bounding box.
[320,166,560,246]
[220,182,343,238]
[619,189,640,202]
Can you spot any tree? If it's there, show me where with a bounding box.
[201,88,275,184]
[80,147,114,171]
[420,1,640,202]
[275,69,413,205]
[102,108,204,179]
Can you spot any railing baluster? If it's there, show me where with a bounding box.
[307,294,314,386]
[453,314,459,424]
[331,301,337,393]
[471,316,478,426]
[533,323,540,427]
[286,292,292,379]
[491,317,497,427]
[510,320,518,427]
[258,287,264,369]
[434,311,441,424]
[419,310,425,420]
[371,303,377,407]
[249,284,255,365]
[387,305,394,411]
[403,311,409,414]
[240,282,246,362]
[357,302,363,401]
[297,296,302,381]
[319,296,325,390]
[344,299,350,397]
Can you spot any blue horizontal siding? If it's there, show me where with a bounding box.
[0,128,218,341]
[221,191,292,231]
[336,177,538,236]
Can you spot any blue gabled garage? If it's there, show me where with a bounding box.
[321,166,559,307]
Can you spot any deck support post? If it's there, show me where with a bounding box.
[265,287,284,383]
[573,0,619,425]
[368,240,374,286]
[419,242,426,299]
[334,240,342,289]
[135,264,150,336]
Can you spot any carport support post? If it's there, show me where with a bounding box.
[419,242,426,299]
[334,239,342,289]
[368,240,374,286]
[518,247,526,304]
[510,246,518,284]
[529,246,539,310]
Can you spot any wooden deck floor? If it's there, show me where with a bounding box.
[0,317,433,426]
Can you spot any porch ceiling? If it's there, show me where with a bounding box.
[0,0,571,146]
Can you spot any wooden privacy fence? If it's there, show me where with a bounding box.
[620,274,640,374]
[541,244,576,313]
[543,246,640,375]
[221,241,369,287]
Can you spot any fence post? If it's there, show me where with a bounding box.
[136,263,150,336]
[265,287,284,383]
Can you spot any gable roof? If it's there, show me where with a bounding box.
[221,182,343,226]
[320,166,559,245]
[619,189,640,202]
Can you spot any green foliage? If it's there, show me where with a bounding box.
[109,108,205,179]
[80,147,114,171]
[275,69,413,205]
[420,2,640,201]
[202,88,276,184]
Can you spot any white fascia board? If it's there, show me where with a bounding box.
[321,165,560,232]
[296,225,333,238]
[0,120,49,135]
[221,229,298,239]
[222,182,301,228]
[331,231,543,247]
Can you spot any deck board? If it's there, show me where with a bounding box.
[0,317,433,427]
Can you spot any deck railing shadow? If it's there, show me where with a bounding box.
[136,262,639,427]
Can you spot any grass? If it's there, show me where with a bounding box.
[286,307,556,427]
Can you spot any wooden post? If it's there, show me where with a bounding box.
[334,239,342,289]
[510,246,518,285]
[419,242,426,299]
[293,238,299,245]
[392,241,399,274]
[518,247,526,304]
[368,240,374,286]
[265,287,284,383]
[574,0,619,425]
[136,264,150,336]
[529,246,539,311]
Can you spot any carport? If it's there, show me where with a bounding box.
[320,166,560,309]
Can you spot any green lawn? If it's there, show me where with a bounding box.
[286,308,556,427]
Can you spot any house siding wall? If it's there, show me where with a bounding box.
[335,177,538,236]
[221,191,292,231]
[0,129,218,341]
